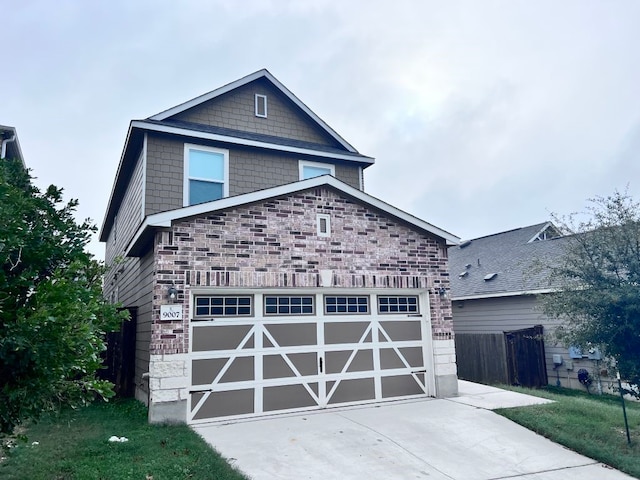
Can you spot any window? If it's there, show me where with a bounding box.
[325,296,370,314]
[184,144,229,206]
[377,296,419,314]
[317,214,331,237]
[194,295,253,318]
[255,94,267,118]
[299,160,335,180]
[264,295,314,315]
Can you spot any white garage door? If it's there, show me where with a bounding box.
[188,290,434,423]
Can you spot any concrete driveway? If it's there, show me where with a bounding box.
[194,382,634,479]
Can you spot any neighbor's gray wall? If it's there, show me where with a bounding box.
[452,295,614,392]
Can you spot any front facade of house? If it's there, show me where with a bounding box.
[101,70,459,423]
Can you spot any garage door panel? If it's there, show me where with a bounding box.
[192,325,253,352]
[189,291,433,424]
[381,374,425,398]
[326,349,374,374]
[264,383,318,411]
[191,389,254,420]
[380,347,424,370]
[264,323,316,347]
[324,322,370,344]
[327,378,375,404]
[380,321,422,342]
[264,352,317,379]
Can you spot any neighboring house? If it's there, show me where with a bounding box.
[0,125,25,166]
[100,69,460,424]
[449,222,610,392]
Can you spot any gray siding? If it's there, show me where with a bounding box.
[172,78,340,147]
[105,150,145,266]
[452,295,615,392]
[145,134,183,215]
[452,295,550,334]
[144,133,363,216]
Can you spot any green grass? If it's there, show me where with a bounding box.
[0,398,248,480]
[495,385,640,478]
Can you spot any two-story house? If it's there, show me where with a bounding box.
[100,69,460,424]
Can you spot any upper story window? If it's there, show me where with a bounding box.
[255,94,268,118]
[184,144,229,206]
[299,160,335,180]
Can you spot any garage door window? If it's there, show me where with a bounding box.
[194,295,253,319]
[264,295,315,315]
[377,296,419,314]
[324,296,370,314]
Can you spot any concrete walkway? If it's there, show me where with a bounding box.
[194,382,635,480]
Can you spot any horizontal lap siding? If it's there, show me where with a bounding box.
[452,296,549,334]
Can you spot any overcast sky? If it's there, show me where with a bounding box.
[4,1,640,258]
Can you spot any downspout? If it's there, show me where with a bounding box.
[1,131,16,159]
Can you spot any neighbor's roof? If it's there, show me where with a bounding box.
[125,175,460,256]
[448,222,570,300]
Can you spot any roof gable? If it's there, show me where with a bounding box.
[149,69,357,153]
[126,175,459,256]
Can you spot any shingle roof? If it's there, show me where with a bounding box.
[448,222,570,299]
[142,118,372,162]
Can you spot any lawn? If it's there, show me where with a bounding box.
[495,385,640,478]
[0,398,248,480]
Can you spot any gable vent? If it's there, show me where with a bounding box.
[484,273,498,281]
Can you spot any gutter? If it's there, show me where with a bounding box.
[1,131,16,159]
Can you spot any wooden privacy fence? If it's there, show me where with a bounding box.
[455,325,548,388]
[99,308,137,398]
[455,333,509,385]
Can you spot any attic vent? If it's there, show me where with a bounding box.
[459,240,472,249]
[459,271,469,278]
[255,94,267,118]
[484,273,498,281]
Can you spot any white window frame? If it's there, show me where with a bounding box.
[183,144,229,207]
[316,213,331,237]
[255,94,268,118]
[298,160,335,180]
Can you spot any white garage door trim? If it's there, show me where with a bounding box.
[187,288,435,424]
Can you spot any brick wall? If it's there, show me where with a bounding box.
[150,187,453,355]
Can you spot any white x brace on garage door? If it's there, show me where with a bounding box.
[188,289,435,424]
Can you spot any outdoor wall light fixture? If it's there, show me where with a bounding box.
[167,284,178,302]
[435,286,448,299]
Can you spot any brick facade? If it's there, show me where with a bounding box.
[149,187,453,356]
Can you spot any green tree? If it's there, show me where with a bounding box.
[0,156,127,435]
[543,191,640,398]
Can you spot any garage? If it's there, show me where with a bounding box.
[188,289,435,423]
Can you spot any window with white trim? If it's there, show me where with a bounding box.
[194,295,253,318]
[377,295,419,314]
[264,295,314,315]
[317,214,331,237]
[299,160,335,180]
[325,295,370,314]
[255,94,267,118]
[184,144,229,206]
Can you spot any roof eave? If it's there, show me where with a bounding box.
[131,120,374,164]
[125,175,460,256]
